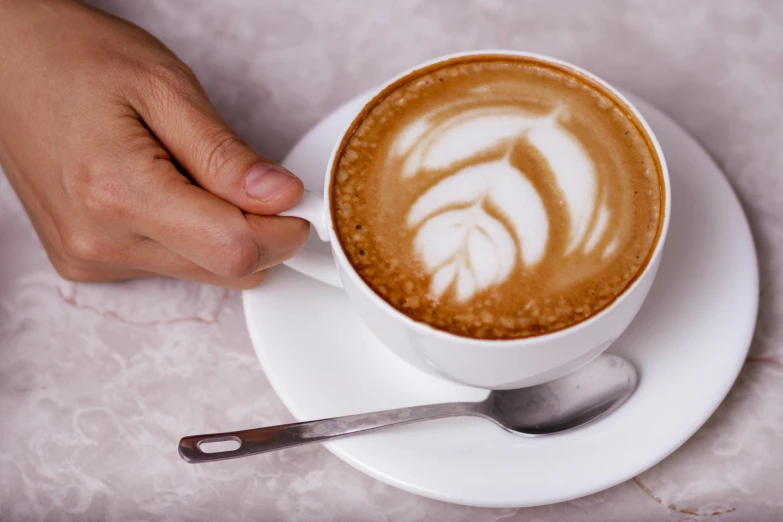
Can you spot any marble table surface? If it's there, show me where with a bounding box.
[1,0,782,520]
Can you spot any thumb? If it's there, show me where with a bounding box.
[131,64,303,215]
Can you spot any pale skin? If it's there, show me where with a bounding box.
[0,0,310,289]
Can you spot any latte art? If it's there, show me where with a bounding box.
[332,56,663,339]
[409,158,543,301]
[398,104,615,301]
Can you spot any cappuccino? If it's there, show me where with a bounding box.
[331,55,664,340]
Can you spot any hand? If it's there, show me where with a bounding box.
[0,0,309,288]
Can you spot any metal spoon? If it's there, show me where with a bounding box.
[179,354,637,463]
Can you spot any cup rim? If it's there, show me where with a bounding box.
[323,50,672,346]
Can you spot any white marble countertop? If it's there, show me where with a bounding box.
[1,1,782,520]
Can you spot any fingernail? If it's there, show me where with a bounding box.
[244,165,297,201]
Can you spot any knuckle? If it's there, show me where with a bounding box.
[52,259,96,283]
[145,60,199,98]
[200,130,248,183]
[64,162,134,221]
[83,177,129,219]
[60,229,110,263]
[213,231,260,279]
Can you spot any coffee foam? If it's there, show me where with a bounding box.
[332,56,663,339]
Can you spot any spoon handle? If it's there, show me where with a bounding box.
[179,401,482,463]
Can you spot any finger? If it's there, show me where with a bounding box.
[134,159,308,279]
[116,238,269,289]
[55,266,153,283]
[52,232,269,289]
[49,251,153,283]
[56,248,267,289]
[129,64,303,215]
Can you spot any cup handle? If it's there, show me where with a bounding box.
[278,190,342,287]
[279,190,330,241]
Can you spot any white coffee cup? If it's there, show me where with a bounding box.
[279,50,671,389]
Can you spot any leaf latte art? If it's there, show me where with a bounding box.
[401,107,616,302]
[332,56,663,339]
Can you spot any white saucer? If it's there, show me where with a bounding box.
[243,92,758,507]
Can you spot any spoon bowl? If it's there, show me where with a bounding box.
[482,354,637,434]
[179,354,637,463]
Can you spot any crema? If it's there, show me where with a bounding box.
[331,55,664,340]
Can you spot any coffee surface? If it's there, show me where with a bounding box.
[331,56,663,339]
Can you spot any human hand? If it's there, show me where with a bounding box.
[0,0,309,288]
